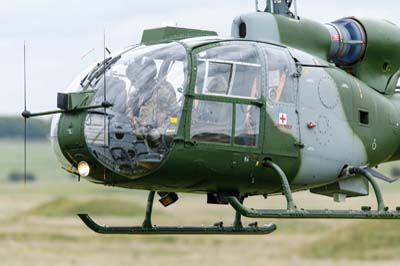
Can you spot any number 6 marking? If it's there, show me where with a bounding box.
[372,138,377,151]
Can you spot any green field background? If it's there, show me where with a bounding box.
[0,139,67,182]
[1,139,400,266]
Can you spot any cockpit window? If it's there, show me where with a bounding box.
[261,45,295,104]
[195,43,261,98]
[85,42,188,177]
[235,104,260,146]
[189,41,263,147]
[190,100,233,144]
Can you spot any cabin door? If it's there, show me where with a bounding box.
[185,41,265,176]
[258,44,300,157]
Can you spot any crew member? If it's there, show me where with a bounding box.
[126,57,178,147]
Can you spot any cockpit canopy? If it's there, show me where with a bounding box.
[84,42,188,177]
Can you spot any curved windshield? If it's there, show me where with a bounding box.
[85,42,188,177]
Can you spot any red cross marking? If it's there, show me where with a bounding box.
[280,114,286,124]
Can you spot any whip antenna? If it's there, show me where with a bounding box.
[103,29,107,182]
[23,42,28,185]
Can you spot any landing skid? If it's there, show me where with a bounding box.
[78,163,400,236]
[78,214,276,235]
[226,201,400,219]
[78,191,276,235]
[228,162,400,220]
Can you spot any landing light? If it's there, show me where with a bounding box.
[78,161,90,177]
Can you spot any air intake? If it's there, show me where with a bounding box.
[326,18,367,66]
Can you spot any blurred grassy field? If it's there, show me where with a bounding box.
[0,139,69,182]
[1,140,400,265]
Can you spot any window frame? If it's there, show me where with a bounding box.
[186,41,267,150]
[194,43,263,100]
[260,43,297,106]
[197,60,233,96]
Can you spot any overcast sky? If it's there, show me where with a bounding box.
[1,0,399,115]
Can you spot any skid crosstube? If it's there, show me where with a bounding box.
[78,214,277,235]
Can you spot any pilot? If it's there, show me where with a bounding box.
[274,69,287,102]
[207,75,228,95]
[126,57,178,147]
[95,75,127,114]
[197,75,229,122]
[126,58,157,116]
[243,78,259,144]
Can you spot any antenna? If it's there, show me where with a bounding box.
[103,29,107,182]
[20,37,114,185]
[81,48,95,60]
[103,30,107,106]
[23,42,27,185]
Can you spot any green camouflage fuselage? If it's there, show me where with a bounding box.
[54,12,400,197]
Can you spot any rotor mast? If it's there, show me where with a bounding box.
[256,0,298,19]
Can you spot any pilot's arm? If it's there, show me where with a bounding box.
[275,72,287,102]
[245,78,258,135]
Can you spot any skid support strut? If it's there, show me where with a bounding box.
[78,191,277,235]
[227,162,400,219]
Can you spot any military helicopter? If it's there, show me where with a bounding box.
[21,0,400,235]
